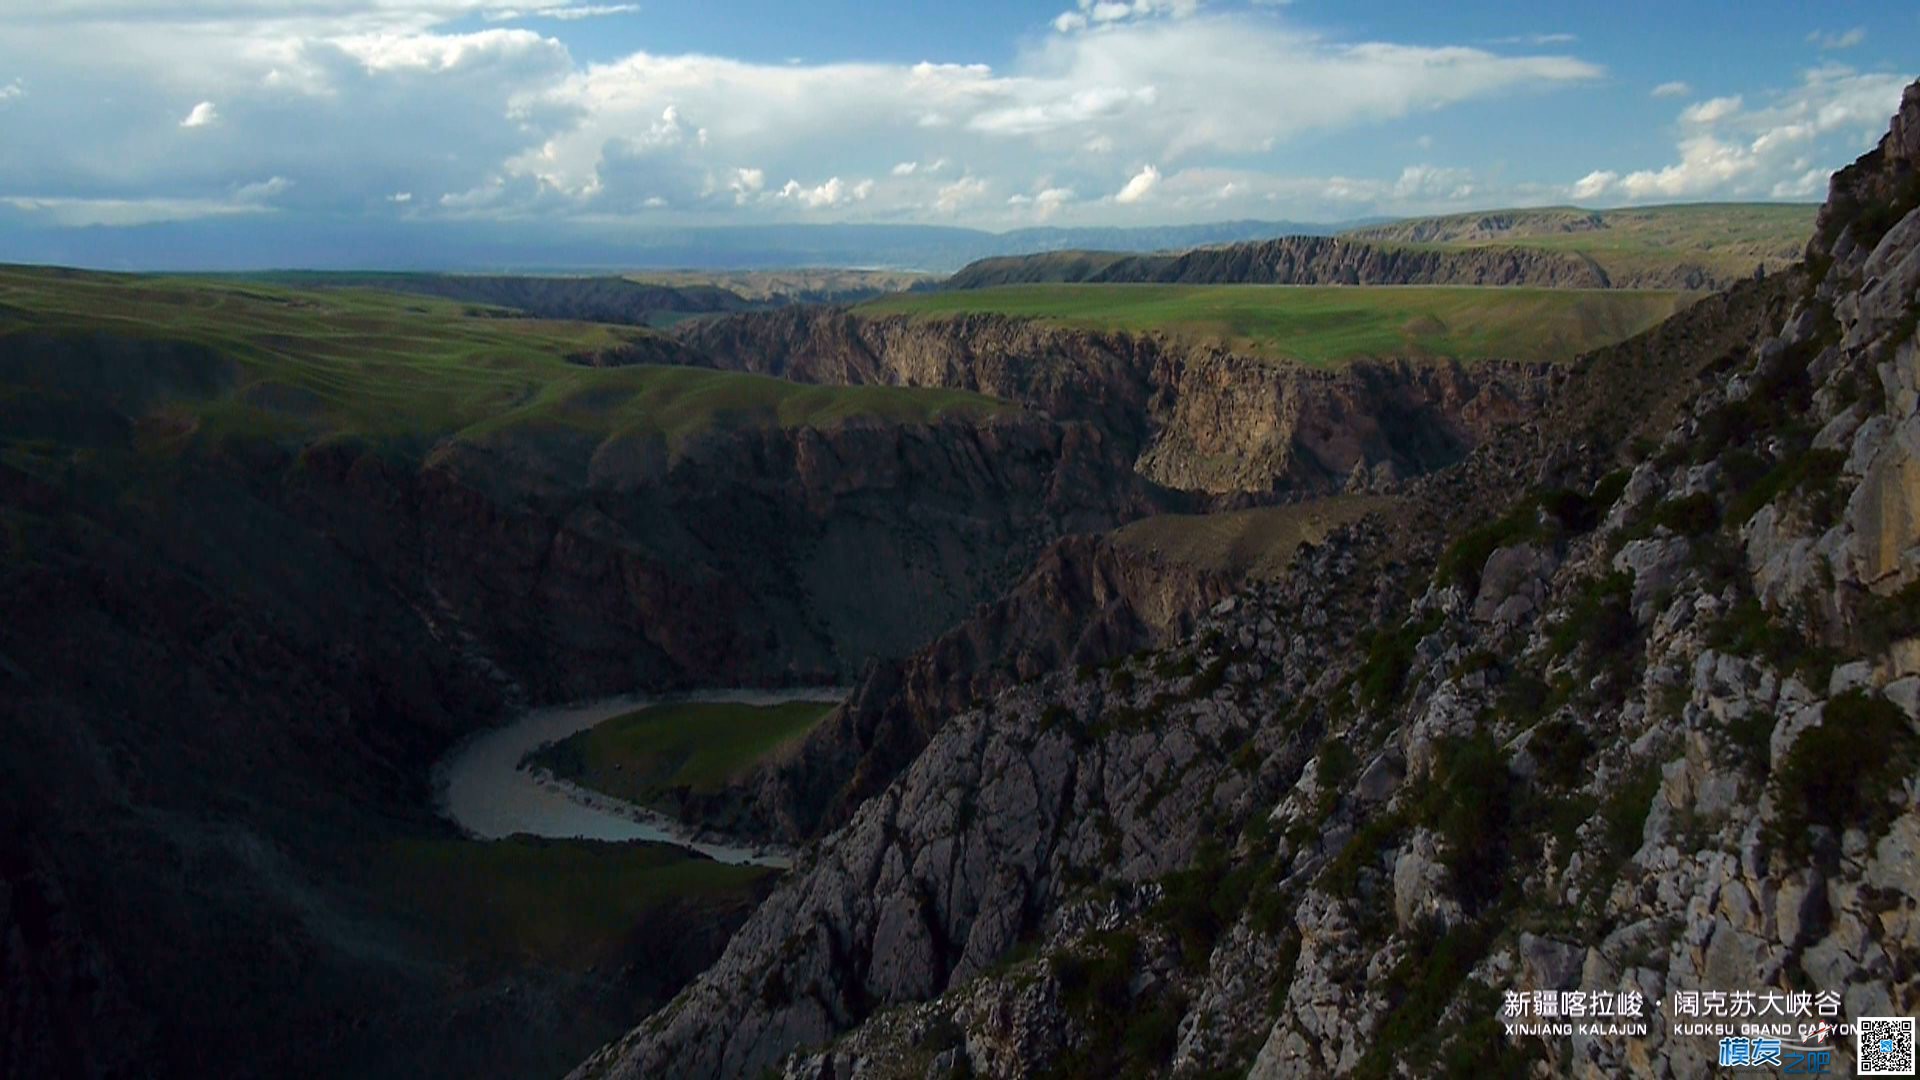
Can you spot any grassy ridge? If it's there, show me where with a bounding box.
[1342,203,1815,282]
[0,265,1012,451]
[528,700,836,808]
[859,284,1692,366]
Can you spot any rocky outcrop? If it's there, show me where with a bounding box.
[1812,80,1920,596]
[712,531,1241,843]
[1811,80,1920,264]
[1084,236,1607,288]
[577,529,1386,1080]
[678,308,1555,498]
[1137,351,1554,494]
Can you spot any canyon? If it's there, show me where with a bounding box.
[1,79,1912,1080]
[579,81,1920,1080]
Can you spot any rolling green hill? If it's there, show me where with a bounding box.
[0,265,1014,456]
[858,283,1693,366]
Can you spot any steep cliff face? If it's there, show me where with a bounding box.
[678,309,1554,499]
[1092,236,1611,288]
[1137,351,1556,494]
[581,81,1920,1080]
[943,235,1730,291]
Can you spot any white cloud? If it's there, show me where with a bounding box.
[775,175,871,209]
[0,78,21,103]
[1651,80,1692,99]
[1569,67,1910,204]
[388,191,413,202]
[1679,95,1741,126]
[968,85,1158,138]
[179,100,219,128]
[1051,0,1201,34]
[495,8,1599,223]
[1570,170,1616,200]
[484,4,639,21]
[335,27,557,74]
[1114,163,1160,203]
[1807,27,1865,51]
[935,176,988,213]
[0,2,1606,228]
[1033,186,1075,217]
[725,166,765,203]
[1008,185,1076,220]
[1393,164,1475,200]
[234,175,292,201]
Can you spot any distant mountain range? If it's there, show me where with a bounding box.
[0,214,1387,274]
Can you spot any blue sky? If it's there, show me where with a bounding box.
[0,0,1913,237]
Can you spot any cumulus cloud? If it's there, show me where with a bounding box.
[483,4,639,21]
[0,78,21,103]
[1052,0,1201,34]
[179,100,219,128]
[1114,164,1160,203]
[235,175,292,201]
[0,2,1606,227]
[1393,164,1475,201]
[724,166,765,202]
[502,10,1599,220]
[775,175,871,209]
[1008,185,1076,220]
[1651,80,1692,98]
[1568,66,1909,203]
[1679,95,1741,125]
[935,176,988,213]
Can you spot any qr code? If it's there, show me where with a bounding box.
[1859,1016,1916,1076]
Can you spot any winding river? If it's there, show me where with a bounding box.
[434,688,844,868]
